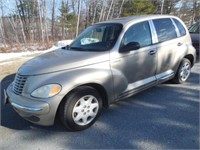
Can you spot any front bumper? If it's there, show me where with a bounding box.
[6,84,60,126]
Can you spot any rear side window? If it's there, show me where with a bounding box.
[153,18,177,43]
[173,18,186,36]
[121,21,152,48]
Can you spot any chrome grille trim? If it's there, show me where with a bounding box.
[12,74,27,95]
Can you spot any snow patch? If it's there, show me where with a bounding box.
[54,40,73,48]
[0,51,42,61]
[0,61,12,65]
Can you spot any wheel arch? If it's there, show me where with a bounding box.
[184,54,194,67]
[55,83,109,123]
[83,83,109,108]
[61,83,109,108]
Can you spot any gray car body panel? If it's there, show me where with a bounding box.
[19,50,110,75]
[7,15,196,126]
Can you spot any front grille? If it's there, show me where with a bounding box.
[12,74,27,95]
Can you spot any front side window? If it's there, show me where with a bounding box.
[70,23,123,51]
[153,18,177,43]
[121,21,152,48]
[173,18,186,36]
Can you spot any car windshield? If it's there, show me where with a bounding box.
[69,23,123,51]
[189,22,199,33]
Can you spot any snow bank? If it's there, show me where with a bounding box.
[46,40,73,52]
[54,40,73,48]
[0,40,73,62]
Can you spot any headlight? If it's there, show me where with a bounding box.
[31,84,61,98]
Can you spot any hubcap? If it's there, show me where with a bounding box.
[180,62,191,81]
[72,95,99,126]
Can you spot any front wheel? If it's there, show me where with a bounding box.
[59,86,102,131]
[172,58,191,84]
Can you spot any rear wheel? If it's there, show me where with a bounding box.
[59,86,102,131]
[172,58,191,84]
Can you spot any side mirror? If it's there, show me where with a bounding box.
[119,42,140,53]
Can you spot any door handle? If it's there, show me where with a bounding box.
[177,42,183,46]
[149,50,156,55]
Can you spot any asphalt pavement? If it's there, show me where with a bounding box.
[0,63,199,149]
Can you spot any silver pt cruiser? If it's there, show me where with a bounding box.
[5,15,196,131]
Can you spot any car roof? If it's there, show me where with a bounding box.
[96,15,177,26]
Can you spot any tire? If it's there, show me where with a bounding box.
[59,86,102,131]
[172,58,191,84]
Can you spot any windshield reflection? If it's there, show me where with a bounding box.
[69,23,123,52]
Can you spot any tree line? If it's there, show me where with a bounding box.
[0,0,199,51]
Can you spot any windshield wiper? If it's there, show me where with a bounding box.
[62,45,70,50]
[70,46,85,50]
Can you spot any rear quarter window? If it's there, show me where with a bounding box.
[153,18,177,43]
[173,18,186,36]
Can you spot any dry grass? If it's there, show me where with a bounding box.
[0,53,41,80]
[0,41,56,79]
[0,41,55,53]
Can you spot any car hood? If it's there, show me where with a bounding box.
[18,49,109,75]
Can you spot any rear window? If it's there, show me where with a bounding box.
[153,18,177,43]
[173,18,186,36]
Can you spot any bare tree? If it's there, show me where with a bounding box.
[106,0,113,20]
[99,0,105,22]
[6,0,19,44]
[43,0,49,42]
[0,17,6,46]
[14,0,27,44]
[92,0,98,24]
[191,0,199,24]
[29,0,35,42]
[118,0,125,17]
[38,0,44,43]
[76,0,82,37]
[161,0,165,14]
[18,0,30,41]
[71,0,77,14]
[85,0,90,28]
[51,0,55,40]
[102,0,107,21]
[110,0,116,19]
[0,0,6,45]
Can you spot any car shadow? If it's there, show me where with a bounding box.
[0,74,33,129]
[1,73,16,101]
[0,73,71,130]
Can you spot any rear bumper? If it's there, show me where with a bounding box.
[6,84,61,126]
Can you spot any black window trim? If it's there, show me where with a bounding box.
[170,18,181,37]
[148,20,158,44]
[172,18,187,37]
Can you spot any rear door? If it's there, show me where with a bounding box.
[152,18,182,81]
